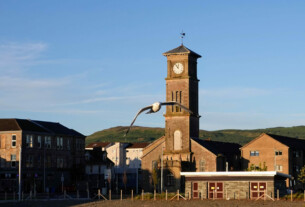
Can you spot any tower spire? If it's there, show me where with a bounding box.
[180,30,185,45]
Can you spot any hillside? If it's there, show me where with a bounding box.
[86,125,305,146]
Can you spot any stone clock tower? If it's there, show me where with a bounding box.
[163,44,201,161]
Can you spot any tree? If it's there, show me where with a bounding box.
[151,168,159,190]
[298,165,305,188]
[247,162,267,171]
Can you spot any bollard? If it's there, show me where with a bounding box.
[121,189,122,201]
[98,189,101,200]
[77,190,79,199]
[177,190,179,201]
[154,189,156,200]
[109,189,111,201]
[277,189,279,201]
[131,189,133,201]
[142,189,144,201]
[291,190,293,202]
[166,189,168,201]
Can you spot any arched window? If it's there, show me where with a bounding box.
[174,130,182,150]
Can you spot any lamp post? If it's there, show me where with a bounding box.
[18,145,22,201]
[161,147,164,193]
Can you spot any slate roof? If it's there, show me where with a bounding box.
[267,133,305,150]
[32,120,84,137]
[192,138,241,156]
[0,118,84,137]
[127,143,150,149]
[163,45,201,58]
[0,119,48,132]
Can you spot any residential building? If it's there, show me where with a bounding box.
[0,119,85,193]
[241,133,305,188]
[86,142,128,168]
[85,147,114,192]
[126,143,149,169]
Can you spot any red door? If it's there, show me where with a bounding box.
[208,182,223,199]
[193,182,199,199]
[208,182,216,199]
[216,182,223,199]
[251,182,266,199]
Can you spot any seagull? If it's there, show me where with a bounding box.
[124,101,199,136]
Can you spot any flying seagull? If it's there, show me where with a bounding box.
[124,101,198,136]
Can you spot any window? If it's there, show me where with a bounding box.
[250,151,259,156]
[67,139,70,150]
[37,136,42,148]
[293,150,300,158]
[11,135,17,148]
[56,137,63,150]
[25,155,33,168]
[199,159,206,172]
[57,158,64,168]
[293,165,300,173]
[152,160,158,170]
[275,165,283,172]
[37,156,41,168]
[46,156,52,168]
[26,135,33,148]
[45,136,51,149]
[275,151,282,156]
[166,173,175,186]
[11,154,16,168]
[174,130,182,150]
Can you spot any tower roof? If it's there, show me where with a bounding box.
[163,45,201,58]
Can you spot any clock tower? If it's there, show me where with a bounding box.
[163,44,201,161]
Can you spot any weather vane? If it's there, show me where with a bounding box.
[180,30,185,45]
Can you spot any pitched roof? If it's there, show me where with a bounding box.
[0,119,21,131]
[163,45,201,58]
[0,118,84,137]
[127,142,150,149]
[192,138,241,155]
[86,142,112,149]
[267,133,305,150]
[32,120,84,137]
[0,119,47,132]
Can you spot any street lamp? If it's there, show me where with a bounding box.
[161,147,164,193]
[18,145,22,201]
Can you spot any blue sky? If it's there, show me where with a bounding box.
[1,0,305,135]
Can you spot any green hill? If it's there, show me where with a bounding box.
[86,125,305,146]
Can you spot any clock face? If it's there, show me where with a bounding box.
[173,62,184,74]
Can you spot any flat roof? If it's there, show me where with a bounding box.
[180,171,291,179]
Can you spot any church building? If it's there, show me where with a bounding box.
[141,45,241,192]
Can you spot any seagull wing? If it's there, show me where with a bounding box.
[161,101,195,115]
[124,105,152,136]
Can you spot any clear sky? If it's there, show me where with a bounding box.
[1,0,305,135]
